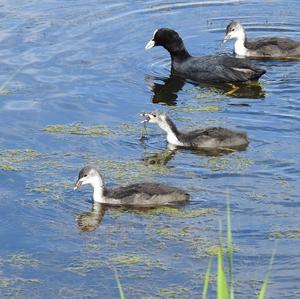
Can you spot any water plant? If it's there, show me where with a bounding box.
[112,200,275,299]
[201,200,275,299]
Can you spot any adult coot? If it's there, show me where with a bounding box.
[145,28,266,83]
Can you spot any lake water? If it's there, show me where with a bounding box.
[0,0,300,298]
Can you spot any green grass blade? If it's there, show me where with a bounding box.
[218,220,229,299]
[113,267,126,299]
[226,195,234,299]
[257,248,276,299]
[202,258,212,299]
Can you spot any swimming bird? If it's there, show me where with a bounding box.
[145,28,265,83]
[142,111,249,149]
[224,20,300,58]
[74,165,189,207]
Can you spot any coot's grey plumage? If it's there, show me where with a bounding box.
[145,28,265,83]
[142,111,249,149]
[224,21,300,58]
[74,166,189,207]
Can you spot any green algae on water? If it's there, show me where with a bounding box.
[7,253,39,268]
[95,159,173,184]
[42,123,112,136]
[269,229,300,239]
[0,149,37,172]
[66,259,105,276]
[137,207,214,219]
[172,105,221,113]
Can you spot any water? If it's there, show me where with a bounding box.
[0,0,299,298]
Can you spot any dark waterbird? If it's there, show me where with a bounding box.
[141,111,249,150]
[74,165,190,207]
[224,20,300,58]
[145,28,266,83]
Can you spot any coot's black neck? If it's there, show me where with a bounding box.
[170,49,191,63]
[164,38,191,63]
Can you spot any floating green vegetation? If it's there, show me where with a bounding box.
[0,276,40,292]
[113,255,143,266]
[172,105,221,113]
[154,226,190,239]
[0,149,37,172]
[42,123,112,136]
[208,157,230,171]
[269,229,300,239]
[7,253,39,268]
[0,279,10,287]
[0,89,10,95]
[207,156,253,172]
[95,159,172,184]
[136,207,215,219]
[158,286,190,298]
[41,122,144,138]
[66,254,162,276]
[30,187,50,193]
[66,259,105,275]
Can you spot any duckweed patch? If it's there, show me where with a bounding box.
[0,149,37,172]
[95,159,173,184]
[158,286,190,298]
[172,105,221,113]
[207,156,253,172]
[42,123,112,136]
[66,259,105,275]
[137,207,215,219]
[66,254,163,276]
[0,89,10,95]
[269,229,300,239]
[6,253,39,268]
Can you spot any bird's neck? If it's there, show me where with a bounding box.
[166,39,191,63]
[234,34,247,56]
[90,176,105,203]
[158,118,182,145]
[170,49,191,63]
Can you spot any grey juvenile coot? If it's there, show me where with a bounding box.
[74,166,189,207]
[145,28,266,83]
[224,21,300,58]
[142,111,249,149]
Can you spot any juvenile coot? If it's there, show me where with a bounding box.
[142,111,249,149]
[74,166,189,207]
[224,21,300,58]
[145,28,266,83]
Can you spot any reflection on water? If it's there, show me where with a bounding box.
[146,73,265,106]
[0,0,300,298]
[76,203,107,232]
[143,143,247,166]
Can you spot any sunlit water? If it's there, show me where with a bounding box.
[0,0,300,298]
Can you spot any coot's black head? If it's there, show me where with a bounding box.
[145,28,186,53]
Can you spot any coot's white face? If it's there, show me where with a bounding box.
[224,22,244,42]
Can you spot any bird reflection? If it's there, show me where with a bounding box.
[143,144,247,166]
[76,202,106,232]
[145,72,265,106]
